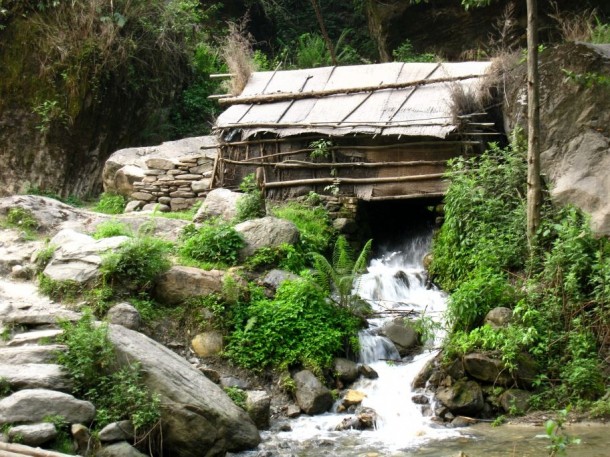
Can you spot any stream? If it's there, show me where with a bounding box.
[235,232,610,457]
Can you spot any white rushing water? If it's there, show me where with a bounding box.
[269,234,462,454]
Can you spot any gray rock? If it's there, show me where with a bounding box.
[8,422,57,446]
[484,307,513,328]
[463,352,513,386]
[0,389,95,425]
[381,318,419,356]
[246,391,271,430]
[107,302,141,330]
[359,364,379,380]
[235,217,299,260]
[0,345,66,364]
[293,370,333,415]
[261,269,299,291]
[285,404,301,418]
[499,389,531,414]
[98,420,135,443]
[191,179,212,193]
[6,329,63,347]
[193,188,243,223]
[124,200,143,213]
[334,407,377,431]
[220,376,251,390]
[332,218,357,234]
[115,165,145,197]
[436,379,484,416]
[333,358,359,384]
[0,195,87,234]
[154,266,225,306]
[142,203,170,212]
[199,367,221,384]
[97,441,148,457]
[106,324,260,456]
[0,364,72,392]
[71,423,91,455]
[43,229,129,284]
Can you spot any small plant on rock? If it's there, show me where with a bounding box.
[92,220,133,239]
[235,173,265,222]
[94,193,126,215]
[179,219,244,267]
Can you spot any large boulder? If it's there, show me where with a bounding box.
[98,420,135,443]
[107,302,141,330]
[154,266,225,306]
[292,370,333,415]
[43,229,129,284]
[333,358,359,384]
[381,318,419,356]
[463,353,513,386]
[484,307,513,328]
[106,324,260,456]
[235,217,299,260]
[193,188,243,223]
[435,379,484,416]
[499,389,531,414]
[103,136,217,196]
[0,389,95,425]
[96,442,148,457]
[191,331,224,357]
[504,42,610,236]
[0,345,66,364]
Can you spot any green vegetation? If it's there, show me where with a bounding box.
[224,386,247,409]
[0,377,11,397]
[271,201,335,256]
[392,39,437,62]
[92,220,133,239]
[101,236,172,293]
[34,243,56,272]
[432,135,610,407]
[179,219,244,267]
[225,278,360,373]
[56,311,160,431]
[245,244,307,274]
[1,207,39,238]
[312,236,372,310]
[38,275,84,302]
[235,173,265,222]
[94,193,126,215]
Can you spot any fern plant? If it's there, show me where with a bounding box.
[312,236,372,309]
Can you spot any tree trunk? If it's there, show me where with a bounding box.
[526,0,542,249]
[309,0,338,66]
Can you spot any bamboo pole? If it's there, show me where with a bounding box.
[218,74,484,106]
[211,138,479,149]
[263,173,448,189]
[221,158,448,168]
[363,192,445,201]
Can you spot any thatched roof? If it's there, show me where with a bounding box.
[214,61,491,140]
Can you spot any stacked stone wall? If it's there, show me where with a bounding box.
[128,154,215,212]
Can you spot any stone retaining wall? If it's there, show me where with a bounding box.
[128,153,215,212]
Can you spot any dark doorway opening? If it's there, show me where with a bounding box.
[356,198,442,256]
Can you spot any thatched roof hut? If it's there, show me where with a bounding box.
[212,61,495,202]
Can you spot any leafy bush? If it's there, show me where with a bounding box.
[34,243,56,272]
[92,220,132,239]
[224,386,247,409]
[245,244,307,274]
[179,219,244,266]
[94,193,126,215]
[271,202,335,256]
[392,39,437,62]
[225,277,361,372]
[2,207,39,238]
[56,311,160,431]
[101,236,172,292]
[235,173,265,222]
[38,275,83,302]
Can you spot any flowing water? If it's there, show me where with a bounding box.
[236,233,610,457]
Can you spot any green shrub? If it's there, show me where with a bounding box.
[245,244,307,274]
[225,277,361,372]
[92,220,132,239]
[392,39,437,62]
[271,202,335,256]
[2,207,39,237]
[235,173,265,222]
[38,275,84,302]
[224,386,247,409]
[56,311,160,431]
[34,243,56,272]
[94,193,125,215]
[179,219,244,266]
[101,236,172,292]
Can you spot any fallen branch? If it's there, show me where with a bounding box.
[221,159,448,169]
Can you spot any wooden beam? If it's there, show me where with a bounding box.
[207,94,232,99]
[0,442,80,457]
[363,193,445,201]
[218,74,485,106]
[222,158,449,168]
[210,73,235,79]
[263,173,449,189]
